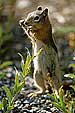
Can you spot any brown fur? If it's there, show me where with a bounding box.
[19,6,62,96]
[33,16,52,43]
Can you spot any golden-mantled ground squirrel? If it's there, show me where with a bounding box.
[19,6,62,96]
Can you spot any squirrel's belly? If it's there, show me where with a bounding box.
[33,48,49,77]
[33,40,57,77]
[33,40,48,74]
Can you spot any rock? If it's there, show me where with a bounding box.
[20,109,32,113]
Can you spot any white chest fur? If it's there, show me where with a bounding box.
[33,40,44,70]
[33,39,53,76]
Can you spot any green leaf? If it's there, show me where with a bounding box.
[20,72,24,79]
[37,48,43,56]
[52,102,69,113]
[7,105,14,111]
[69,64,75,69]
[59,96,65,109]
[24,48,43,77]
[0,61,13,70]
[31,48,43,61]
[18,53,24,71]
[19,48,43,78]
[17,82,24,92]
[0,103,3,109]
[18,52,31,77]
[24,50,31,76]
[14,69,19,93]
[2,98,8,112]
[69,102,74,113]
[53,93,59,103]
[12,82,24,103]
[2,86,12,105]
[0,73,6,79]
[13,69,24,94]
[25,52,31,68]
[59,86,65,108]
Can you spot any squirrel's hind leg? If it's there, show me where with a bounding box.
[33,70,46,95]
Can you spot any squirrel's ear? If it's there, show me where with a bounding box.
[42,8,48,17]
[37,6,42,11]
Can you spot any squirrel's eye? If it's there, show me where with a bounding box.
[34,16,40,21]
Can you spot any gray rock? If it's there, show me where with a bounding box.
[20,109,32,113]
[23,100,30,104]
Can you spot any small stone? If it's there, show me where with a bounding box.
[23,100,29,104]
[0,81,2,85]
[20,109,32,113]
[14,100,21,107]
[48,103,53,108]
[46,99,52,105]
[6,73,12,78]
[41,110,48,113]
[32,107,38,111]
[18,104,23,109]
[15,100,21,104]
[45,106,51,111]
[14,104,18,108]
[23,103,30,108]
[51,107,59,112]
[30,101,38,106]
[41,99,46,104]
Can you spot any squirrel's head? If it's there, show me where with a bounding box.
[19,6,52,42]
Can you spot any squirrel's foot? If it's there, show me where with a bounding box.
[28,90,45,97]
[28,92,38,97]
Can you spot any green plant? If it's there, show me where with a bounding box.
[0,49,31,113]
[50,63,75,113]
[0,48,42,113]
[0,73,6,80]
[0,61,13,70]
[49,87,75,113]
[64,63,75,92]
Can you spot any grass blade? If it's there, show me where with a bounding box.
[2,86,12,105]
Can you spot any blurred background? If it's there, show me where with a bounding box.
[0,0,75,79]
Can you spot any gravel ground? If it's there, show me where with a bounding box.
[0,69,62,113]
[12,93,62,113]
